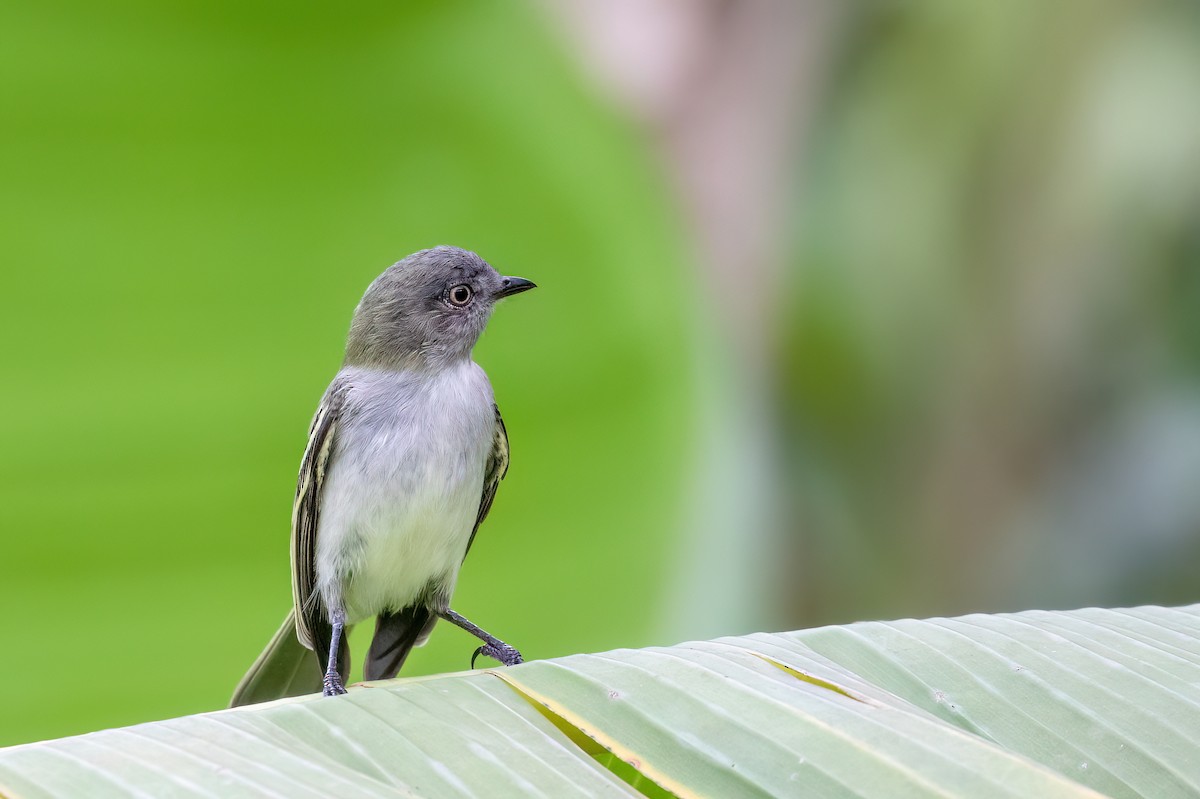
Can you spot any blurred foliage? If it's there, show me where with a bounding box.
[0,2,691,746]
[784,1,1200,624]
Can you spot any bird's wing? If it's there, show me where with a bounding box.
[463,403,510,560]
[290,378,349,650]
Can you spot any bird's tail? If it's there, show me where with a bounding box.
[229,609,323,707]
[364,605,435,682]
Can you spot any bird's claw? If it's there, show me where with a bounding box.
[471,642,524,668]
[322,670,348,697]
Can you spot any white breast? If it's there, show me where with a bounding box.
[313,362,496,623]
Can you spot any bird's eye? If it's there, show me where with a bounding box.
[448,284,473,306]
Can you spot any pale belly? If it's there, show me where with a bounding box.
[334,466,481,622]
[312,364,494,623]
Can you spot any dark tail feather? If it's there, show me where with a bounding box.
[364,606,434,682]
[230,609,323,707]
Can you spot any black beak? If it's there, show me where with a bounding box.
[497,276,537,298]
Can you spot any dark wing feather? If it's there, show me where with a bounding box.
[463,403,510,560]
[290,379,348,650]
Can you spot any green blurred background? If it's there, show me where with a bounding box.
[2,1,1198,746]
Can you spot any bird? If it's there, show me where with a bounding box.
[230,246,535,706]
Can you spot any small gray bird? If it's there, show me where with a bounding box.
[231,246,535,706]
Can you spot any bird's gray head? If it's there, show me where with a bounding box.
[344,246,536,371]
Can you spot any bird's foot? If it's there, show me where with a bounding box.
[471,641,524,668]
[322,669,348,697]
[439,609,524,668]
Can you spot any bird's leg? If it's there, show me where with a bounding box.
[438,609,523,668]
[323,607,348,696]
